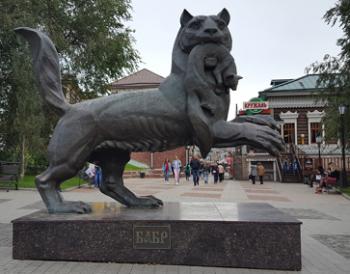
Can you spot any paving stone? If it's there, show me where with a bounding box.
[247,194,290,202]
[311,234,350,259]
[280,208,340,220]
[0,223,12,247]
[181,192,222,198]
[244,189,279,194]
[19,200,45,210]
[191,188,223,191]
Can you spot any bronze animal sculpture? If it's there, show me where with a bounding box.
[15,9,284,213]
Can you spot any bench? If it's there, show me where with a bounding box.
[0,162,19,191]
[324,176,338,193]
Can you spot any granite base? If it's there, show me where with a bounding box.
[12,202,302,270]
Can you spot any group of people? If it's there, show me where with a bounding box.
[282,159,299,175]
[83,162,102,187]
[313,163,339,194]
[162,156,183,184]
[249,162,265,184]
[162,155,226,186]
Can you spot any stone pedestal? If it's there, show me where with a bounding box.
[12,202,301,270]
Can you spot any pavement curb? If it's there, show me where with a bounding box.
[341,192,350,200]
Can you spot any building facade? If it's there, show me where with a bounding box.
[260,74,350,172]
[234,74,350,181]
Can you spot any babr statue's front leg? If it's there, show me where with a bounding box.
[212,120,284,156]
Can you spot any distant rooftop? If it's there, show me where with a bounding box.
[110,68,165,90]
[270,79,293,86]
[263,74,323,92]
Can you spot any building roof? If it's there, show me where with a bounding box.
[110,68,165,90]
[263,74,323,92]
[270,79,293,86]
[258,74,328,107]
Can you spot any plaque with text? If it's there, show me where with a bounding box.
[133,225,171,249]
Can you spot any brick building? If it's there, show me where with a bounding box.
[110,69,187,169]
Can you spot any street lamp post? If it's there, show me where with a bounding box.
[338,104,348,188]
[316,135,322,167]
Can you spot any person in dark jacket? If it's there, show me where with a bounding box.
[185,163,191,181]
[250,164,257,184]
[212,164,219,184]
[190,155,201,186]
[202,162,210,184]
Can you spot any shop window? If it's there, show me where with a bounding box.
[283,123,295,144]
[310,122,321,144]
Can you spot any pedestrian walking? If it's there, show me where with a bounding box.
[85,162,96,187]
[172,155,182,185]
[185,163,191,181]
[94,164,102,187]
[250,164,257,184]
[212,163,219,184]
[190,155,201,186]
[283,160,288,174]
[293,160,298,175]
[218,162,225,182]
[202,162,210,184]
[257,162,265,184]
[162,159,172,184]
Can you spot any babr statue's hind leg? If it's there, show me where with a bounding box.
[95,149,163,208]
[36,164,91,213]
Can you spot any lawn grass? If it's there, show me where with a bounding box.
[339,186,350,196]
[124,163,146,171]
[18,162,146,189]
[18,175,82,190]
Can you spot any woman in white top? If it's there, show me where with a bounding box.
[172,156,182,185]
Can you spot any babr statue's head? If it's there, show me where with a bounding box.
[178,8,232,53]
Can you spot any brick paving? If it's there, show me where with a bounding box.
[244,189,280,194]
[180,192,222,198]
[279,208,341,220]
[246,194,291,202]
[311,234,350,259]
[1,176,350,273]
[0,224,12,247]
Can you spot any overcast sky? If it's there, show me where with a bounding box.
[128,0,342,119]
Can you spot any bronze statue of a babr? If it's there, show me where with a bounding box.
[15,8,284,213]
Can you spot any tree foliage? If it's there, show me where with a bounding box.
[0,0,139,171]
[307,0,350,141]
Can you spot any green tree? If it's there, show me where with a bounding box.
[0,0,139,175]
[308,0,350,141]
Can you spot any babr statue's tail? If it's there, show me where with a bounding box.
[15,27,71,116]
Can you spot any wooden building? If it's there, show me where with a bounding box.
[234,74,350,182]
[260,74,350,172]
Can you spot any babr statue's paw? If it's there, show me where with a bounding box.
[129,195,164,208]
[253,124,285,156]
[47,201,92,214]
[212,120,285,156]
[233,115,280,131]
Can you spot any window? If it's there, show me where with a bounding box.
[310,122,321,144]
[307,110,324,145]
[283,123,295,144]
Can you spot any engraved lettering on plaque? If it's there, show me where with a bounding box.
[133,225,171,249]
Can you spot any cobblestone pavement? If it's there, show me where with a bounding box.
[1,177,350,273]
